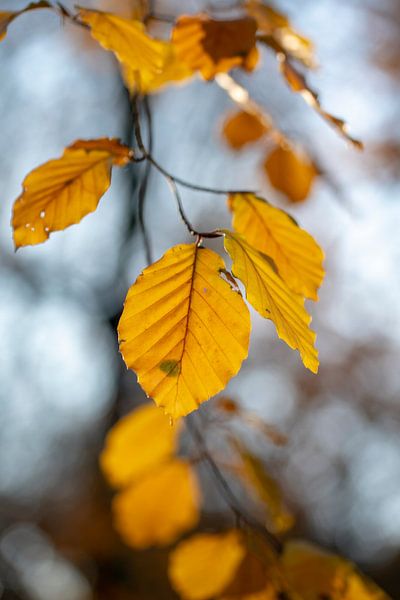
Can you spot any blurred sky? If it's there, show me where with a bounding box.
[0,0,400,598]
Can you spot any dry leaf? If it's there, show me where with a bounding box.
[12,138,131,248]
[0,2,51,42]
[228,193,324,299]
[118,244,250,419]
[172,14,259,80]
[113,458,199,549]
[100,403,181,488]
[222,231,318,373]
[264,145,317,203]
[222,110,269,150]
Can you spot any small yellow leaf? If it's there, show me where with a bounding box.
[100,403,181,489]
[172,14,259,80]
[113,459,200,549]
[0,2,51,42]
[222,110,269,150]
[228,193,324,300]
[264,145,317,203]
[222,231,318,373]
[168,530,246,600]
[12,138,131,248]
[78,8,166,87]
[118,243,250,419]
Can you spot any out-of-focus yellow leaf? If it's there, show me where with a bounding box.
[235,443,294,534]
[168,530,246,600]
[118,243,250,419]
[219,550,269,598]
[78,8,166,89]
[172,14,259,80]
[245,0,315,68]
[222,110,268,150]
[221,231,318,373]
[12,138,131,248]
[228,193,324,300]
[113,459,199,549]
[282,541,391,600]
[123,40,194,94]
[279,57,363,149]
[0,2,51,42]
[264,145,317,203]
[100,403,180,489]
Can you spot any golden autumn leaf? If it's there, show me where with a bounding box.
[264,145,317,203]
[113,458,200,549]
[245,0,315,68]
[219,550,269,598]
[118,243,250,419]
[168,530,246,600]
[221,231,318,373]
[228,193,324,300]
[279,57,363,149]
[172,14,259,80]
[235,443,294,534]
[12,138,131,248]
[100,403,181,489]
[0,2,51,42]
[78,8,166,89]
[222,110,269,150]
[122,40,194,94]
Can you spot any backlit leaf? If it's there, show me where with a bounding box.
[228,193,324,300]
[113,459,199,549]
[78,8,166,88]
[12,138,131,248]
[118,243,250,419]
[222,231,318,373]
[0,2,51,42]
[222,110,269,150]
[172,14,259,80]
[168,530,246,600]
[100,403,180,488]
[264,145,317,203]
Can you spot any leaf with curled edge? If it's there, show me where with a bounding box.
[228,193,325,300]
[0,2,51,42]
[221,231,319,373]
[12,138,132,248]
[172,14,259,80]
[118,243,250,419]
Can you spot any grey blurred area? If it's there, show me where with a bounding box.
[0,0,400,598]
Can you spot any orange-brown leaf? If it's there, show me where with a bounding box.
[172,14,259,80]
[222,110,268,150]
[12,138,131,248]
[264,146,317,203]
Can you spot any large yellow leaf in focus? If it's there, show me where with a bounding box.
[100,403,180,489]
[168,530,246,600]
[264,146,317,203]
[113,459,199,549]
[172,14,259,80]
[12,138,131,248]
[228,193,324,300]
[222,111,268,150]
[222,231,318,373]
[118,243,250,419]
[0,2,51,42]
[78,8,166,87]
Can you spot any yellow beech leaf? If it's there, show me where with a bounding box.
[12,138,131,248]
[168,530,246,600]
[0,2,51,42]
[222,231,318,373]
[118,243,250,419]
[100,403,180,489]
[113,459,199,549]
[222,110,269,150]
[228,193,324,300]
[172,14,259,80]
[235,443,294,534]
[282,541,391,600]
[264,145,317,203]
[78,8,166,87]
[245,0,315,68]
[122,40,194,94]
